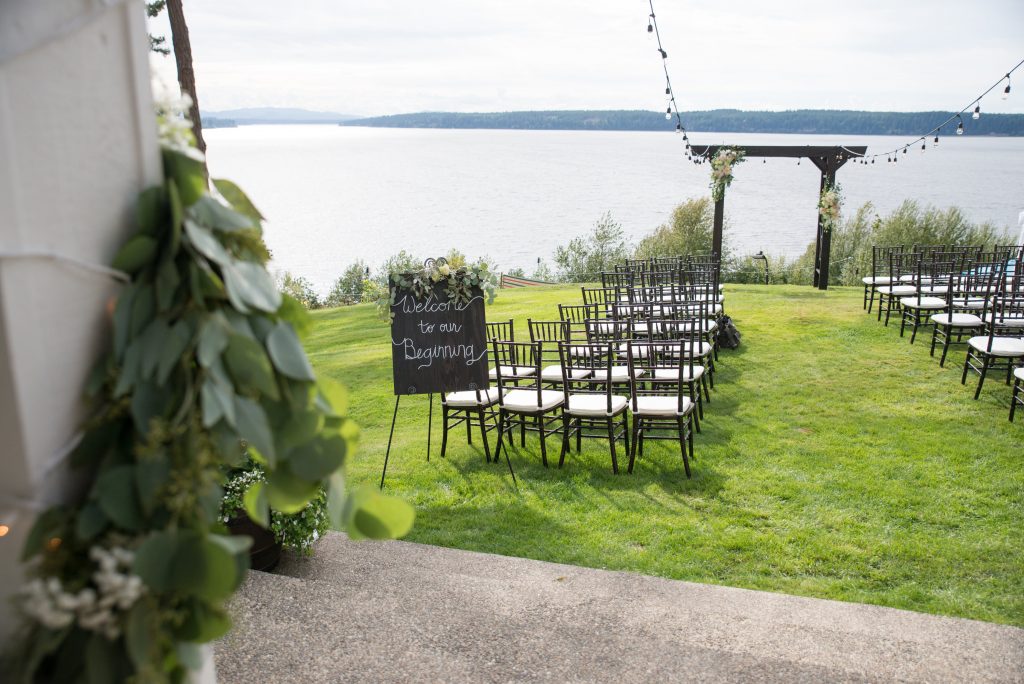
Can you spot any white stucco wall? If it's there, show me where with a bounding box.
[0,0,161,639]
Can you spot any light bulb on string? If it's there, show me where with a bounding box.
[903,147,907,154]
[1004,74,1011,99]
[972,104,980,120]
[659,48,668,59]
[871,158,875,164]
[665,86,671,96]
[933,132,939,146]
[920,142,926,153]
[956,115,964,135]
[665,106,672,120]
[647,15,654,32]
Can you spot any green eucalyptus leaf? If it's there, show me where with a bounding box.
[168,179,183,255]
[316,377,349,417]
[129,284,156,340]
[112,284,137,359]
[224,334,279,399]
[156,257,180,312]
[233,396,276,465]
[157,319,192,384]
[213,178,265,222]
[94,465,143,531]
[175,641,204,671]
[134,531,177,591]
[266,322,315,381]
[85,631,119,684]
[200,376,233,428]
[277,293,312,339]
[288,434,347,482]
[169,532,243,601]
[113,340,142,397]
[222,261,281,314]
[265,465,319,514]
[345,487,415,540]
[112,234,157,274]
[242,481,270,527]
[197,314,230,368]
[190,195,254,232]
[130,381,172,434]
[136,186,167,236]
[163,147,207,206]
[138,320,170,380]
[275,410,321,455]
[176,600,232,643]
[327,471,346,530]
[75,502,109,542]
[21,508,68,561]
[184,219,231,265]
[126,600,157,670]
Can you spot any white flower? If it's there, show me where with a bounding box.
[438,263,451,277]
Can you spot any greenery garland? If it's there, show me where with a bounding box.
[8,109,413,680]
[375,257,498,320]
[709,146,746,202]
[818,182,843,234]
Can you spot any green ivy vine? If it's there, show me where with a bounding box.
[8,146,414,683]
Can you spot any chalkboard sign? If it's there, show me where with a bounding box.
[390,282,488,395]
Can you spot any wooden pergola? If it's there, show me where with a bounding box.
[690,145,867,290]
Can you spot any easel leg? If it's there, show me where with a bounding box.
[379,396,401,490]
[427,393,433,462]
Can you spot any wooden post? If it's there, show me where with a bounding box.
[712,195,725,263]
[810,156,838,290]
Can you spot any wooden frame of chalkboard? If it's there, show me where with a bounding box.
[389,281,488,396]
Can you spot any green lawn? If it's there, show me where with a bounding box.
[305,284,1024,626]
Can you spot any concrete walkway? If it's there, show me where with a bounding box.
[217,533,1023,683]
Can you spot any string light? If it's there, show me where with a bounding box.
[933,132,939,146]
[647,14,654,32]
[1004,74,1012,99]
[972,103,981,120]
[956,114,964,135]
[645,0,697,163]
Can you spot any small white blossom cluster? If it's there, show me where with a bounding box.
[818,185,843,233]
[21,546,145,639]
[710,147,746,201]
[152,74,197,152]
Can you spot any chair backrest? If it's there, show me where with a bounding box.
[985,293,1024,342]
[585,317,630,345]
[581,286,622,315]
[486,319,514,342]
[601,271,634,288]
[912,244,949,260]
[528,320,569,373]
[910,259,954,305]
[625,340,693,414]
[871,245,904,278]
[558,341,617,410]
[559,303,598,344]
[491,340,546,406]
[890,251,922,282]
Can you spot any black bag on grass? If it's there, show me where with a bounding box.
[717,316,741,349]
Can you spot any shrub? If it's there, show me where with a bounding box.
[634,198,727,262]
[553,211,631,282]
[277,270,321,309]
[325,260,369,307]
[373,250,422,288]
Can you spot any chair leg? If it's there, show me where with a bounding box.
[974,355,991,400]
[909,314,921,344]
[961,350,972,385]
[440,407,450,458]
[520,417,526,447]
[899,310,908,337]
[929,326,938,357]
[939,329,954,367]
[621,412,630,459]
[538,414,548,467]
[677,416,691,478]
[478,409,491,463]
[575,417,582,452]
[494,411,506,460]
[628,418,640,474]
[559,413,570,468]
[1011,380,1020,422]
[466,411,473,445]
[867,288,875,313]
[606,418,619,474]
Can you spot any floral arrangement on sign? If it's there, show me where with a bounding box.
[221,460,329,555]
[376,257,498,320]
[709,146,746,202]
[818,183,843,233]
[8,89,414,682]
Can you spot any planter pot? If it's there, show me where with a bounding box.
[227,513,282,572]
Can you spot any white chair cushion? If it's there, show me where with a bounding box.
[501,389,564,412]
[1015,367,1024,382]
[862,276,893,285]
[444,388,500,407]
[920,285,950,295]
[631,395,693,417]
[654,367,705,381]
[930,312,982,327]
[541,364,592,382]
[566,393,628,417]
[489,365,536,379]
[899,296,946,309]
[986,315,1024,328]
[604,365,642,382]
[967,336,1024,357]
[878,285,917,296]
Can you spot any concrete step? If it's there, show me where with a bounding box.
[216,533,1024,683]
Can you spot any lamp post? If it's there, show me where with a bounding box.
[753,251,769,285]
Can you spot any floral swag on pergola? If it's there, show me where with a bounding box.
[709,146,746,202]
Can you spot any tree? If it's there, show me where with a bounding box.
[151,0,206,157]
[277,271,321,309]
[325,260,369,307]
[146,1,170,55]
[552,212,630,282]
[634,198,724,261]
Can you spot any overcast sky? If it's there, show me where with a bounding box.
[148,0,1024,116]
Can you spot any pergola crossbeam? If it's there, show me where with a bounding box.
[689,145,867,290]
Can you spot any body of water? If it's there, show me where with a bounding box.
[204,125,1024,293]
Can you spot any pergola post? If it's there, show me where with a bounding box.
[712,195,725,263]
[809,155,847,290]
